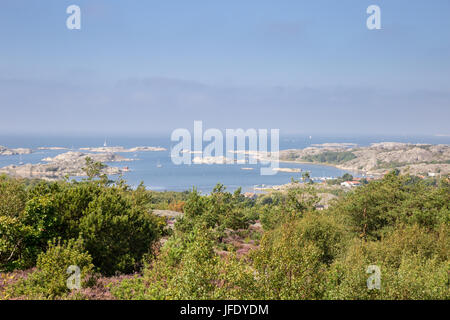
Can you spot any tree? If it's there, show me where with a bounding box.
[342,173,353,181]
[302,171,311,183]
[82,157,107,181]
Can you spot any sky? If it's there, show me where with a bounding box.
[0,0,449,135]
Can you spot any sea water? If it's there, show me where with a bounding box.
[0,134,449,193]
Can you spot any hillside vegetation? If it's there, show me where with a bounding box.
[0,163,448,300]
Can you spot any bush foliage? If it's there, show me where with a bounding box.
[1,171,449,300]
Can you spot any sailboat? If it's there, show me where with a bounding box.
[156,160,162,168]
[19,154,24,165]
[103,138,107,147]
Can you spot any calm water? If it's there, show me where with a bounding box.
[1,134,449,193]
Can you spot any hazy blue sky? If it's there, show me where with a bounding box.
[0,0,449,135]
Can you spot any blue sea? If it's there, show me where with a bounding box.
[1,134,449,193]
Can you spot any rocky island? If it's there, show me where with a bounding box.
[0,144,170,180]
[280,142,450,176]
[0,146,33,156]
[0,151,131,180]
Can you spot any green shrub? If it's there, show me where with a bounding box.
[0,216,34,271]
[22,195,59,246]
[111,226,223,299]
[53,182,101,239]
[177,185,250,234]
[1,194,59,270]
[0,176,31,270]
[0,175,27,218]
[325,224,449,300]
[4,238,94,299]
[1,172,449,300]
[332,172,450,240]
[79,187,162,275]
[260,187,319,230]
[251,220,327,299]
[332,172,414,239]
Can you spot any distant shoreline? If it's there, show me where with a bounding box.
[277,158,363,172]
[278,142,450,177]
